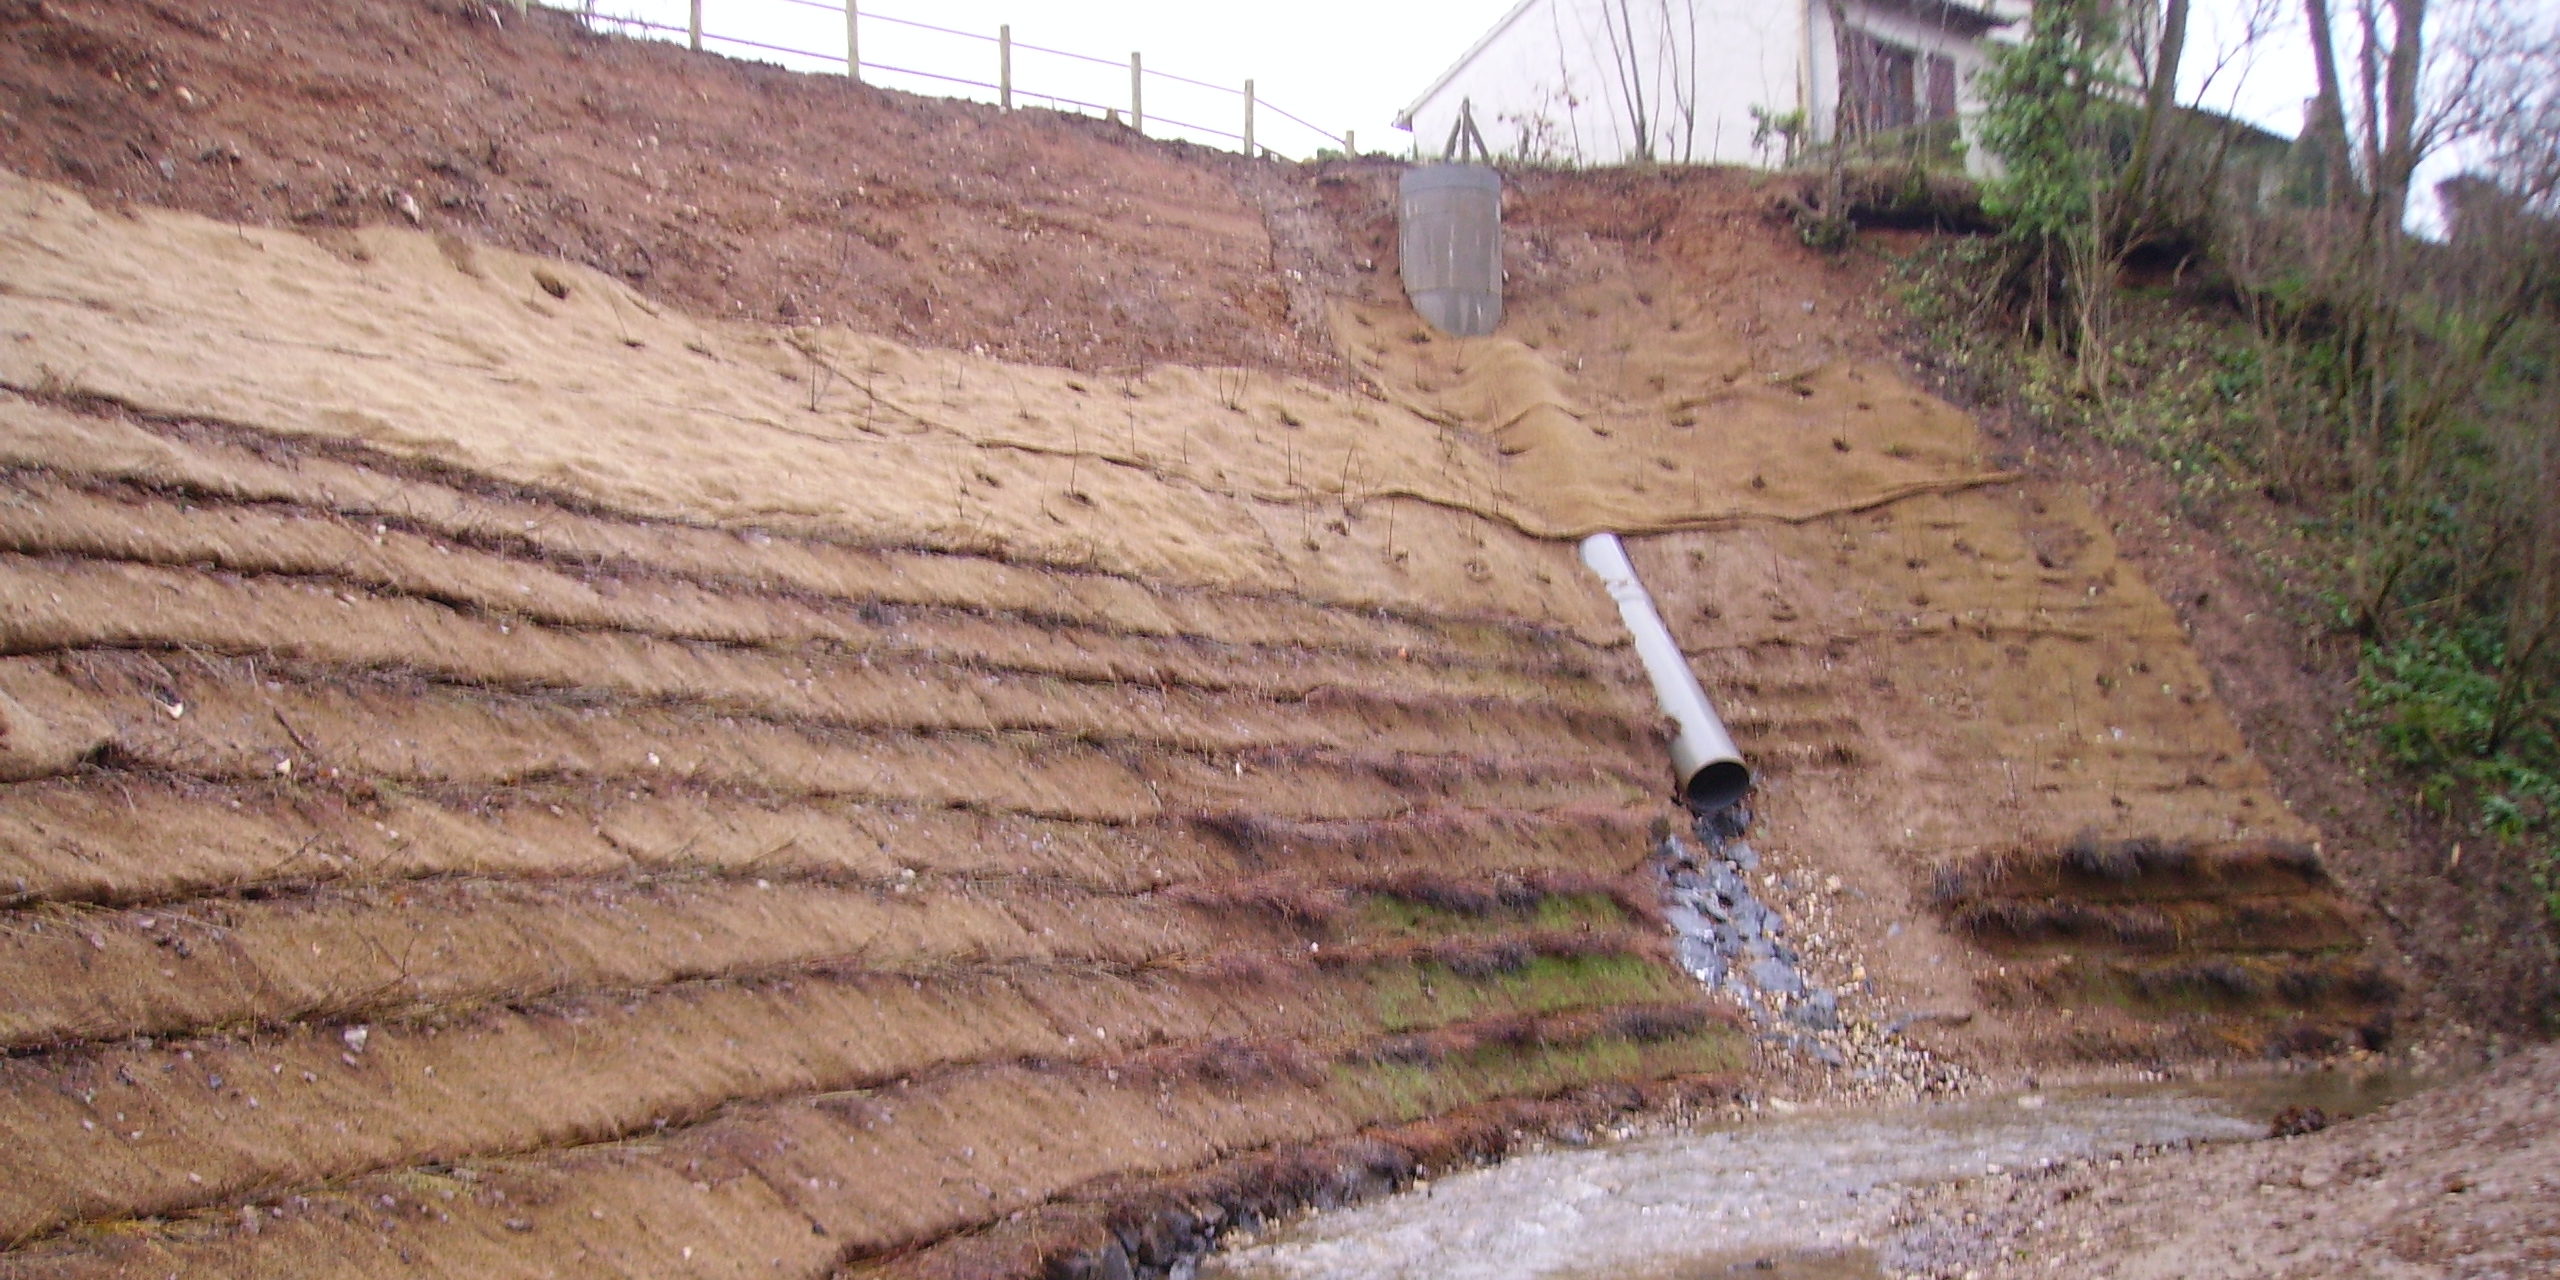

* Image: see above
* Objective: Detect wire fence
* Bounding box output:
[538,0,1352,160]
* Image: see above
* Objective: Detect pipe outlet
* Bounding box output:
[1579,532,1752,811]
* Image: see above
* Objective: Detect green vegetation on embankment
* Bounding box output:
[1840,0,2560,942]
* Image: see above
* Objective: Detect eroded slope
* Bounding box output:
[0,170,1788,1278]
[0,103,2397,1280]
[1310,166,2393,1067]
[0,0,1316,373]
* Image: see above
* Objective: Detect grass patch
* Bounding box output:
[1348,890,1629,944]
[1328,1028,1743,1124]
[1362,953,1686,1033]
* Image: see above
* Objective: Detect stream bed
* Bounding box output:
[1200,1071,2427,1280]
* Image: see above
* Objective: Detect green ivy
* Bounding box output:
[2357,625,2560,924]
[1975,0,2120,244]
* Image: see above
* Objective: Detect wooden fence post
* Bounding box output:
[1243,79,1255,156]
[1345,129,1355,156]
[999,25,1012,110]
[846,1,860,82]
[687,0,702,51]
[1130,53,1143,134]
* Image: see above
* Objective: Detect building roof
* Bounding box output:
[1858,0,2012,37]
[1393,0,1548,130]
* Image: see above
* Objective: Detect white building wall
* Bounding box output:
[1399,0,1812,168]
[1403,0,2017,173]
[1805,5,1990,143]
[1807,1,2005,175]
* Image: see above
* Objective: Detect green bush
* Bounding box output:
[2358,626,2560,923]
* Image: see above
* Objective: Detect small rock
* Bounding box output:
[1750,957,1806,996]
[2269,1105,2330,1138]
[1787,989,1840,1031]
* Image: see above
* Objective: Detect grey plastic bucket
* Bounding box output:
[1399,165,1502,337]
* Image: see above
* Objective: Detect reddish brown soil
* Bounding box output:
[0,0,1321,374]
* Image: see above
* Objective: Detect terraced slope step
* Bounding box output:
[1932,837,2396,1059]
[0,393,1733,1279]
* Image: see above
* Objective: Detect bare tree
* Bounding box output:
[2358,0,2430,232]
[2299,0,2359,203]
[1597,0,1657,160]
[2113,0,2191,240]
[2230,0,2560,645]
[1592,0,1706,163]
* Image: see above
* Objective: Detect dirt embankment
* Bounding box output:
[0,0,1321,374]
[0,1,2474,1276]
[0,367,1725,1276]
[0,159,1771,1280]
[1919,348,2560,1038]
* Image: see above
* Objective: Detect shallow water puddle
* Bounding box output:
[1202,1072,2429,1280]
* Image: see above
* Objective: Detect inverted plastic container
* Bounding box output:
[1398,164,1503,337]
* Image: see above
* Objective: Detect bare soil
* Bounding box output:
[0,0,1321,374]
[1888,274,2560,1038]
[1901,1042,2560,1279]
[0,1,2541,1276]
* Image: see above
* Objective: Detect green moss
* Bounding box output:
[1345,891,1629,944]
[1362,953,1686,1032]
[1326,1029,1745,1123]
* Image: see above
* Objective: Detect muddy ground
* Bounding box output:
[1896,1042,2560,1279]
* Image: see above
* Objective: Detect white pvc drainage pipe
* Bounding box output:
[1579,532,1752,812]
